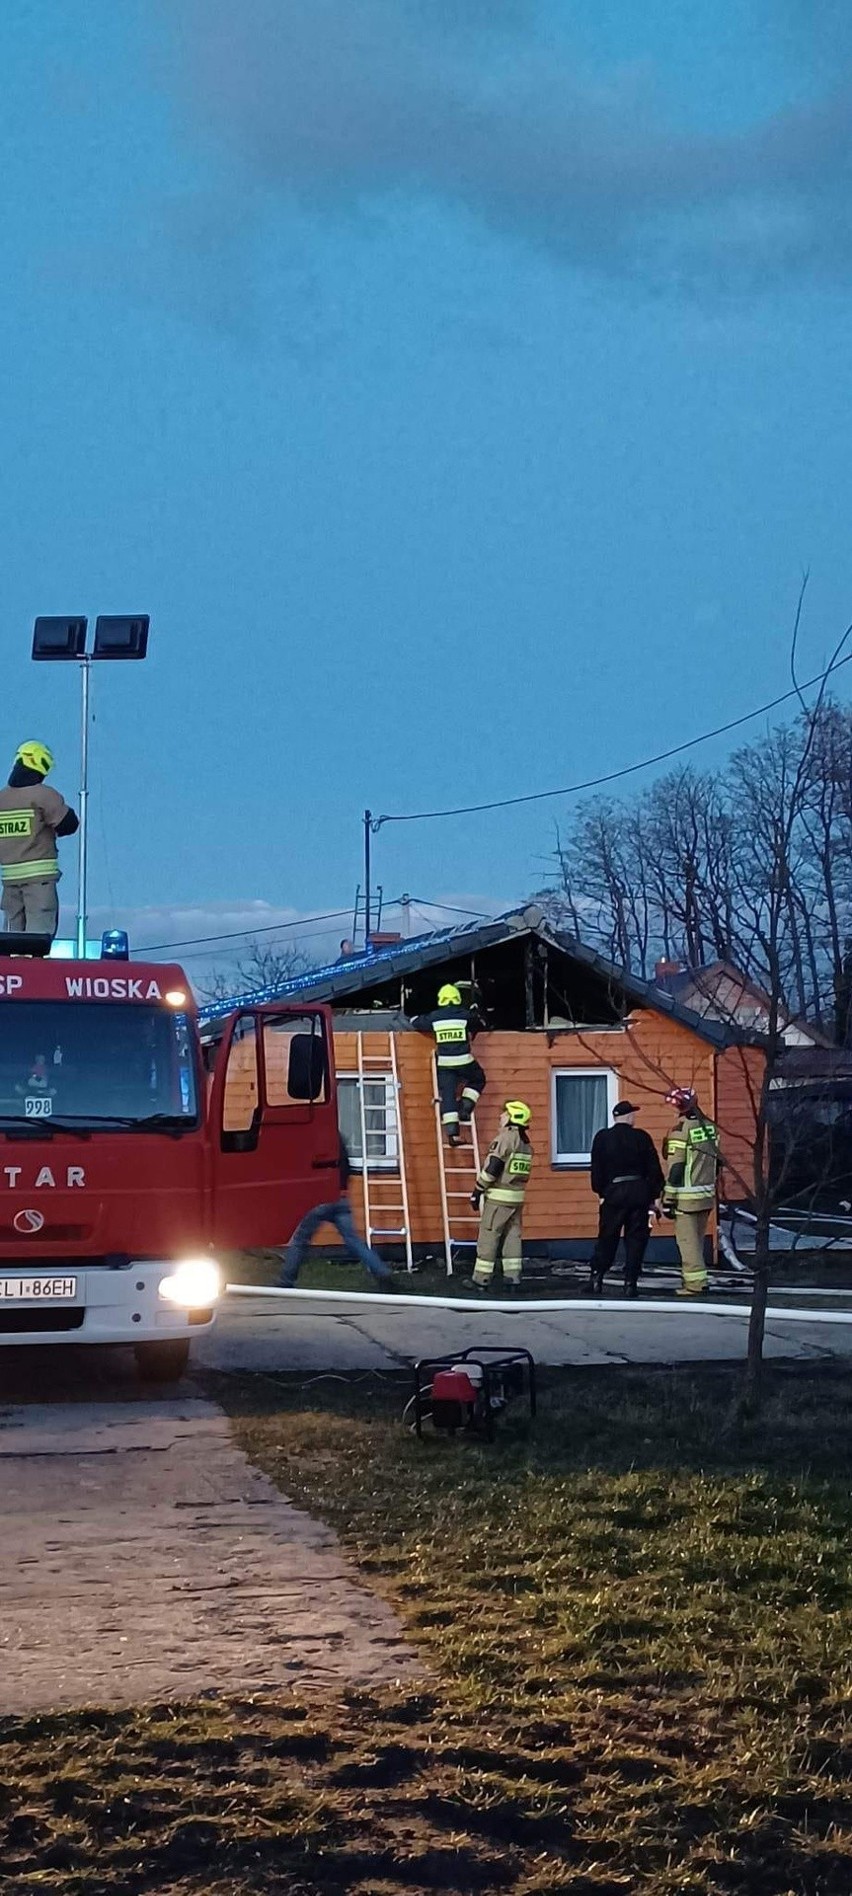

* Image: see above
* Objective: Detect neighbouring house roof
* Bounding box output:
[654,959,830,1047]
[199,904,762,1050]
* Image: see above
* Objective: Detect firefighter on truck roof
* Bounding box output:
[0,743,78,939]
[470,1100,533,1292]
[411,982,487,1146]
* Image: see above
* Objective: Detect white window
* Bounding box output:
[552,1067,618,1165]
[337,1074,399,1169]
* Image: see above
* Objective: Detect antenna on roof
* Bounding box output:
[363,809,372,942]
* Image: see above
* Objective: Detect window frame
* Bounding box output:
[337,1072,399,1171]
[551,1065,618,1167]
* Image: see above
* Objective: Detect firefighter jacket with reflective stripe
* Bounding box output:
[0,783,71,885]
[476,1125,533,1205]
[662,1114,720,1211]
[413,1004,481,1067]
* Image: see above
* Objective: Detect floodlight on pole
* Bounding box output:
[92,616,150,661]
[31,615,150,957]
[31,618,88,662]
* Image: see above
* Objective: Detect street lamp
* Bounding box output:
[32,615,150,957]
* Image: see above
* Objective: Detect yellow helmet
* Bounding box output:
[16,741,54,777]
[438,983,462,1008]
[505,1099,532,1128]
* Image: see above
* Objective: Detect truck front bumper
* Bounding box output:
[0,1260,219,1347]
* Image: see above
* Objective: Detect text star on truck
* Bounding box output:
[0,934,338,1381]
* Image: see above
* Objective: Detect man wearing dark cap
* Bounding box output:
[589,1100,665,1298]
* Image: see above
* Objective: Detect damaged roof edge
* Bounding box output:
[197,905,764,1050]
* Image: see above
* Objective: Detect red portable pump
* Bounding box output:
[413,1347,536,1441]
[431,1363,483,1431]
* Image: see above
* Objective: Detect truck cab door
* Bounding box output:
[206,1004,338,1250]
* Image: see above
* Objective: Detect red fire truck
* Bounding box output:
[0,938,338,1380]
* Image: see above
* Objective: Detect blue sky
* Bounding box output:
[1,1,851,978]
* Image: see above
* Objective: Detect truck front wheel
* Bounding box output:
[134,1339,191,1383]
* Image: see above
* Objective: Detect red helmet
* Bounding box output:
[666,1086,697,1112]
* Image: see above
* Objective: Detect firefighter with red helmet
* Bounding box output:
[662,1087,720,1295]
[470,1100,533,1292]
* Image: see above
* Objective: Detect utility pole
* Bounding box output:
[76,656,92,957]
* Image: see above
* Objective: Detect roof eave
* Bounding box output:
[197,902,765,1050]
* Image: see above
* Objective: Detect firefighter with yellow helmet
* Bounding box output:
[471,1100,533,1291]
[0,743,78,938]
[412,982,487,1145]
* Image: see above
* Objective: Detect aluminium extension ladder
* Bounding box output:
[432,1053,482,1276]
[356,1031,413,1272]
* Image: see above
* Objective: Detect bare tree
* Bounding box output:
[539,604,852,1411]
[202,939,309,1003]
[540,701,852,1043]
[565,946,844,1415]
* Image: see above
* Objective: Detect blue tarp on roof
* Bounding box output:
[198,913,505,1023]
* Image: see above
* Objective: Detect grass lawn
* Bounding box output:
[223,1248,509,1297]
[3,1365,852,1892]
[223,1251,642,1300]
[223,1248,852,1296]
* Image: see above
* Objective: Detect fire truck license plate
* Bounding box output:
[0,1276,78,1302]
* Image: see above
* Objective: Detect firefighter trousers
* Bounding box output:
[592,1180,652,1287]
[437,1059,485,1135]
[674,1209,710,1292]
[473,1198,523,1286]
[2,877,59,938]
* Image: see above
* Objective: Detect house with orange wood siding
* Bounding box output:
[200,907,765,1268]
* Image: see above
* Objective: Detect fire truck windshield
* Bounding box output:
[0,1003,199,1130]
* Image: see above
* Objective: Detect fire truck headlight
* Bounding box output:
[158,1259,221,1308]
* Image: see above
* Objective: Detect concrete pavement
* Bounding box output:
[0,1391,415,1714]
[200,1287,852,1374]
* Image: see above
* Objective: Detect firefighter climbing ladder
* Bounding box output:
[432,1054,482,1276]
[356,1031,413,1272]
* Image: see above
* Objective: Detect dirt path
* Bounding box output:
[0,1396,415,1714]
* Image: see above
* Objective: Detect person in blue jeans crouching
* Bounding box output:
[279,1135,394,1287]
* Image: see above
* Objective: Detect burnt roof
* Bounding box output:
[199,904,760,1049]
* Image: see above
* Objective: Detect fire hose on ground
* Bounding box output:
[226,1283,852,1325]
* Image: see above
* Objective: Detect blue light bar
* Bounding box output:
[101,929,129,961]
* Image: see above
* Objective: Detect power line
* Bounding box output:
[409,896,493,920]
[141,904,362,956]
[151,920,359,966]
[140,894,490,959]
[409,902,439,933]
[373,650,852,827]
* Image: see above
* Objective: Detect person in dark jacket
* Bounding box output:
[411,983,486,1145]
[589,1101,664,1298]
[279,1135,394,1286]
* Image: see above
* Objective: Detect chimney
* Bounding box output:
[655,958,683,985]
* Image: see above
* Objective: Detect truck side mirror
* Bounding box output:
[287,1031,327,1102]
